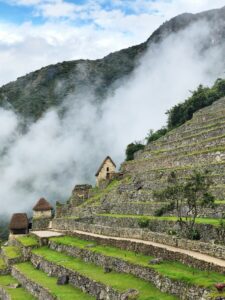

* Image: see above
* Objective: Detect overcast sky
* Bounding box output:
[0,0,224,85]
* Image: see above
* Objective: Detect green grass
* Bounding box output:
[15,262,94,300]
[79,179,121,208]
[0,275,36,299]
[33,247,177,300]
[16,235,39,247]
[50,236,225,290]
[2,246,21,259]
[215,200,225,204]
[97,213,223,227]
[0,258,6,270]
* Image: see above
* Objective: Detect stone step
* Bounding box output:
[12,262,94,300]
[145,124,225,153]
[142,136,225,160]
[31,247,178,300]
[98,199,225,219]
[123,152,225,176]
[0,274,36,299]
[47,235,225,299]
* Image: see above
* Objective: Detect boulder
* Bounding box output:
[57,275,69,285]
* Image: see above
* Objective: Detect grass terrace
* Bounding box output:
[16,235,39,247]
[0,275,36,299]
[2,246,21,259]
[0,258,6,270]
[77,178,121,208]
[97,214,223,227]
[32,247,177,300]
[50,235,225,290]
[15,262,94,300]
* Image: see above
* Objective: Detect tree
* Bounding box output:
[125,142,145,161]
[154,170,214,239]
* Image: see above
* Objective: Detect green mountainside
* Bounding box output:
[0,6,225,120]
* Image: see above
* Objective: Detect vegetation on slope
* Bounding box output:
[126,78,225,160]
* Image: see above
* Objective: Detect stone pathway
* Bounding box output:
[51,229,225,268]
[32,230,63,238]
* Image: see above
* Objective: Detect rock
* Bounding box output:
[8,283,21,289]
[57,275,69,285]
[104,266,112,273]
[121,289,139,299]
[149,258,164,265]
[35,263,40,270]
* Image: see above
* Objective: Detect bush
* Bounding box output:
[187,229,201,241]
[146,128,168,144]
[138,217,149,228]
[125,142,145,161]
[154,202,175,217]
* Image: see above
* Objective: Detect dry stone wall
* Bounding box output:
[48,240,213,300]
[52,219,225,261]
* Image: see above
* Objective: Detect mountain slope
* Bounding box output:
[0,6,225,120]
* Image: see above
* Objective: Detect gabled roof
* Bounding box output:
[9,213,29,230]
[95,156,116,176]
[33,198,53,211]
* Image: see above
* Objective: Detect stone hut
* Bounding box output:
[32,198,53,230]
[33,198,53,219]
[9,213,29,235]
[95,156,116,187]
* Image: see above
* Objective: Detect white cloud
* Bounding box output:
[0,0,225,85]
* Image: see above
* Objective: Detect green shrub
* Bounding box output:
[146,128,168,144]
[138,217,149,228]
[154,202,175,217]
[125,142,145,161]
[187,229,201,241]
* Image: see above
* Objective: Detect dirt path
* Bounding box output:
[51,228,225,268]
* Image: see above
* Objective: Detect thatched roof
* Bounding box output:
[95,156,116,176]
[9,213,29,230]
[33,198,53,211]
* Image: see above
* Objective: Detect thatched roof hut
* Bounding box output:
[9,213,29,234]
[33,198,52,212]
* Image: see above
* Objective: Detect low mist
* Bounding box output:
[0,19,225,216]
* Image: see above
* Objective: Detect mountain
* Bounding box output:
[0,6,225,121]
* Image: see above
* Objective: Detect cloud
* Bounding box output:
[0,1,225,86]
[0,18,224,216]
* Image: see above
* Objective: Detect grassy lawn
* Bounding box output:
[0,258,6,270]
[33,247,177,300]
[15,262,94,300]
[98,213,223,227]
[2,246,21,259]
[79,179,121,208]
[0,275,36,299]
[16,235,39,247]
[50,236,225,290]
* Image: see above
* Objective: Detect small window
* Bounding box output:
[106,167,109,172]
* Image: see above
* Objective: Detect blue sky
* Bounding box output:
[0,0,225,85]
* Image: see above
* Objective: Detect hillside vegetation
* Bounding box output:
[126,78,225,160]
